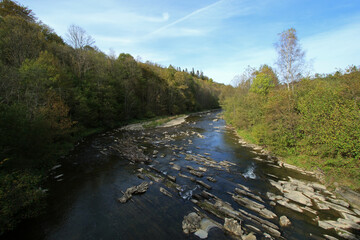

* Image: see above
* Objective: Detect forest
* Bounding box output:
[221,64,360,192]
[0,0,222,233]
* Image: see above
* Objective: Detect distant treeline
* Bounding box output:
[0,0,222,233]
[221,65,360,190]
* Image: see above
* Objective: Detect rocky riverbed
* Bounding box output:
[4,110,360,240]
[109,111,360,239]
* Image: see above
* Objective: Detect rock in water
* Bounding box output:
[224,218,243,236]
[118,182,149,203]
[182,212,201,234]
[243,232,257,240]
[279,216,291,227]
[160,187,173,198]
[194,229,208,239]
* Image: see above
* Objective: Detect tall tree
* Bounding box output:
[275,28,305,91]
[66,25,95,79]
[66,24,94,50]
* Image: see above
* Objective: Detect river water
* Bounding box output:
[3,111,360,240]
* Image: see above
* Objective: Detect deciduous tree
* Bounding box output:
[275,28,305,91]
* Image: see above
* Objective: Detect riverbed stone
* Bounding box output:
[182,212,201,234]
[277,199,303,213]
[189,170,204,178]
[323,235,339,240]
[337,218,360,230]
[262,224,281,237]
[335,187,360,210]
[325,201,355,215]
[196,180,212,190]
[238,209,279,231]
[269,180,284,192]
[172,164,181,171]
[224,218,243,236]
[279,216,291,227]
[318,220,334,230]
[160,187,173,198]
[194,218,219,239]
[303,191,326,202]
[206,177,217,182]
[194,229,207,239]
[353,208,360,216]
[233,195,265,209]
[301,206,318,215]
[284,190,312,206]
[326,197,350,208]
[245,224,261,233]
[243,232,257,240]
[335,228,358,240]
[314,200,330,210]
[341,212,360,223]
[118,182,149,203]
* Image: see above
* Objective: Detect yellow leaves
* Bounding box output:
[38,91,73,132]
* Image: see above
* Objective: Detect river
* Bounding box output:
[4,110,360,240]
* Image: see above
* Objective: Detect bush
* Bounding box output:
[0,171,45,234]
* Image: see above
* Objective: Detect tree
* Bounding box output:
[250,65,278,95]
[0,15,44,66]
[66,24,94,50]
[250,73,275,95]
[275,28,305,91]
[0,0,36,22]
[66,25,95,79]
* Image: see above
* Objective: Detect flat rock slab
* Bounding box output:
[284,190,312,206]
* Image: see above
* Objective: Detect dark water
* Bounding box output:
[3,111,358,240]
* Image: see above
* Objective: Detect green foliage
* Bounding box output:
[250,73,275,95]
[0,1,223,233]
[296,78,360,158]
[0,171,45,234]
[222,66,360,190]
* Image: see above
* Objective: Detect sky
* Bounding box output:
[19,0,360,84]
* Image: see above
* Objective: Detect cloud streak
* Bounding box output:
[146,0,224,37]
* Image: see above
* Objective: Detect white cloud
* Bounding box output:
[147,0,224,37]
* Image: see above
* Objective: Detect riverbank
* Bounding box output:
[229,126,360,210]
[119,114,188,130]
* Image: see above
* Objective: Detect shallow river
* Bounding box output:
[4,111,360,240]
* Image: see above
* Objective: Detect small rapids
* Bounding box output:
[242,164,256,179]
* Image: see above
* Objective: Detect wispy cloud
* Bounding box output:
[146,0,224,37]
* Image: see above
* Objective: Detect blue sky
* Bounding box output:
[19,0,360,84]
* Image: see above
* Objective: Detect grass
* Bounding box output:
[236,129,258,144]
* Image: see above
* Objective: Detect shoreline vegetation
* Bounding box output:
[220,67,360,193]
[0,1,222,234]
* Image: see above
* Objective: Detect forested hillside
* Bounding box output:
[0,0,221,233]
[221,65,360,191]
